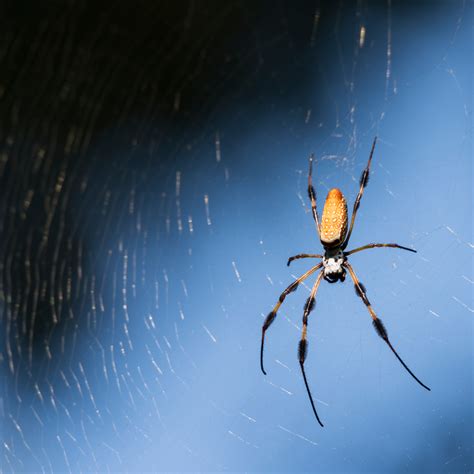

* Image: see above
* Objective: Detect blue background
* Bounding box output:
[1,1,472,472]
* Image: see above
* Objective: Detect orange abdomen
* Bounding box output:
[320,188,348,247]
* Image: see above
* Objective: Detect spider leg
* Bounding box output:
[345,243,416,256]
[342,136,377,249]
[287,253,323,266]
[308,154,321,237]
[344,261,430,391]
[298,270,325,427]
[260,262,322,375]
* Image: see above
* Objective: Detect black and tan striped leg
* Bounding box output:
[260,263,323,375]
[345,243,416,256]
[343,136,377,249]
[308,154,321,237]
[344,262,430,391]
[287,253,323,266]
[298,270,325,427]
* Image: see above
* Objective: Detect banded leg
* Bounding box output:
[345,243,416,256]
[260,262,322,375]
[308,154,321,237]
[287,253,323,267]
[344,262,430,391]
[298,270,325,427]
[342,136,377,249]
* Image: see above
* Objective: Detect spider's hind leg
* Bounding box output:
[308,154,321,237]
[342,137,377,249]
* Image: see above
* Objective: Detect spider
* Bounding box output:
[260,137,430,427]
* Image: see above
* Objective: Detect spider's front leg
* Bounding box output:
[298,270,325,427]
[344,261,430,391]
[260,263,322,375]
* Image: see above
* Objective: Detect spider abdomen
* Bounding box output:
[320,188,348,247]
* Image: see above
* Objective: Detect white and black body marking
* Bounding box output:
[322,248,346,283]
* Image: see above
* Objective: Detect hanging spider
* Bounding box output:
[260,137,430,427]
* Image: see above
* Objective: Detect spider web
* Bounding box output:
[0,1,472,472]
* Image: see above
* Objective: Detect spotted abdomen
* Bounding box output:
[320,188,348,247]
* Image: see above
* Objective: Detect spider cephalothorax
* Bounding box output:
[322,249,346,283]
[261,137,430,427]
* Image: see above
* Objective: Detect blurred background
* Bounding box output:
[0,0,472,471]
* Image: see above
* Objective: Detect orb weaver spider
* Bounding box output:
[260,137,430,427]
